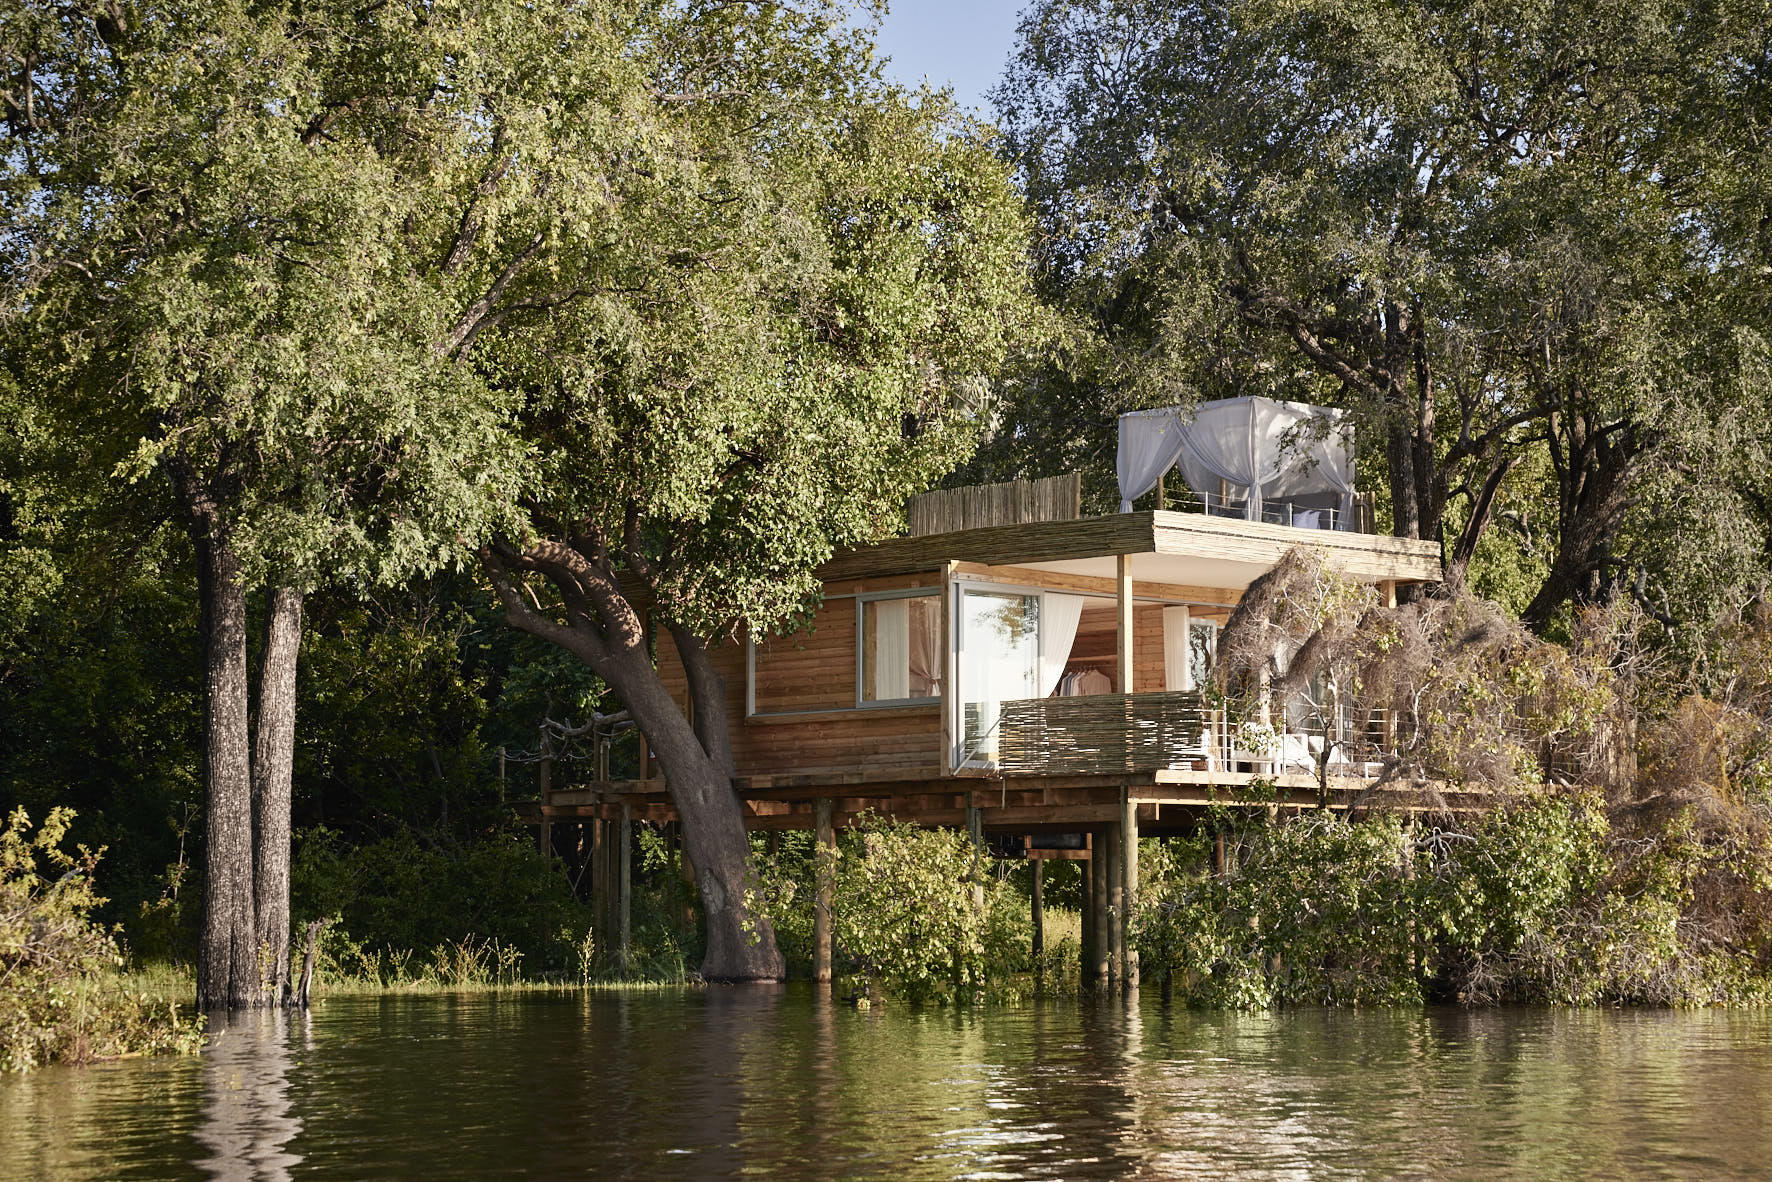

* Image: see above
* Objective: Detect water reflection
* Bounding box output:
[5,992,1772,1179]
[193,1008,302,1181]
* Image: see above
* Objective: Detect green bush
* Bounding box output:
[1137,794,1772,1008]
[0,807,202,1071]
[829,817,1028,1004]
[291,825,591,977]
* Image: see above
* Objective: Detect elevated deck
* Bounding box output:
[518,766,1486,836]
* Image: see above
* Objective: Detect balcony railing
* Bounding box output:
[993,691,1393,777]
[1193,492,1376,533]
[995,691,1212,775]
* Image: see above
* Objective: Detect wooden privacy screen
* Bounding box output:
[995,690,1211,775]
[906,474,1082,537]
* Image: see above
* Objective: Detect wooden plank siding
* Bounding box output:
[656,572,947,782]
[640,510,1437,791]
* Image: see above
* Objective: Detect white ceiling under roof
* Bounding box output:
[1022,552,1275,592]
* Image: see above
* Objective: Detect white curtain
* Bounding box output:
[1116,410,1187,512]
[1038,594,1085,697]
[872,598,910,700]
[1119,397,1358,527]
[1162,605,1191,690]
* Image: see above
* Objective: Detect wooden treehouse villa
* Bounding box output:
[522,398,1443,987]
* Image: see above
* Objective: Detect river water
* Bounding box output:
[3,988,1770,1179]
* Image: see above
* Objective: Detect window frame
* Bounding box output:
[743,587,943,719]
[853,588,943,709]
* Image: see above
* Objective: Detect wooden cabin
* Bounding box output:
[536,398,1450,835]
[526,399,1447,985]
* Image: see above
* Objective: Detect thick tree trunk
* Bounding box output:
[253,585,303,1005]
[607,646,784,982]
[194,528,259,1009]
[482,543,783,982]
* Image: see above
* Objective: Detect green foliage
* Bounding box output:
[749,818,1032,1003]
[5,0,526,585]
[290,826,589,977]
[829,818,1028,1005]
[1139,814,1423,1008]
[1140,794,1772,1009]
[990,0,1772,627]
[0,808,203,1072]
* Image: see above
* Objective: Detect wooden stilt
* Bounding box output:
[618,803,632,976]
[813,797,834,985]
[590,820,608,952]
[1091,829,1111,992]
[1030,859,1044,971]
[538,754,553,858]
[1107,822,1124,990]
[1080,840,1095,986]
[1121,789,1140,992]
[965,801,986,912]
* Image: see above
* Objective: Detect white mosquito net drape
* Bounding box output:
[1116,397,1356,526]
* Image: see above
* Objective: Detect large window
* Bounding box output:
[858,592,941,704]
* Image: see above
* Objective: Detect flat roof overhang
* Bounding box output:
[821,510,1442,590]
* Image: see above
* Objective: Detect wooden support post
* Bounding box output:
[618,804,632,977]
[538,754,553,858]
[965,801,986,912]
[1091,828,1111,992]
[1079,840,1095,986]
[497,746,506,803]
[1106,822,1124,990]
[1116,554,1134,694]
[1030,859,1044,970]
[589,820,607,949]
[1121,789,1140,992]
[813,797,835,985]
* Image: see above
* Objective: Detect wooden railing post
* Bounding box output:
[1115,555,1134,694]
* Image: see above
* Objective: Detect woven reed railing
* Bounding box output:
[995,691,1213,775]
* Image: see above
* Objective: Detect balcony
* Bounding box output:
[993,690,1391,778]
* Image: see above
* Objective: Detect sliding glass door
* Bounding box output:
[956,589,1040,768]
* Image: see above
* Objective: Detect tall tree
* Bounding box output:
[3,0,519,1005]
[472,2,1038,980]
[5,0,1035,988]
[991,0,1772,625]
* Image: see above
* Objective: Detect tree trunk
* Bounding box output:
[608,647,784,982]
[194,527,259,1009]
[253,585,303,1005]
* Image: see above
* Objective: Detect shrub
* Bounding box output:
[1137,793,1772,1009]
[290,825,591,977]
[829,817,1028,1005]
[0,807,202,1071]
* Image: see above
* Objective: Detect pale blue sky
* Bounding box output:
[872,0,1028,115]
